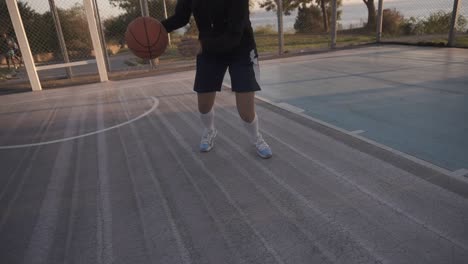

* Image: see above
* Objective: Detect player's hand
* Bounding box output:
[178,37,201,57]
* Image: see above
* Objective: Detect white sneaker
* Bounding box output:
[200,128,217,152]
[255,134,272,159]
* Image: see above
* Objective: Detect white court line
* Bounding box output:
[254,93,453,176]
[0,96,158,150]
[452,169,468,178]
[276,102,305,113]
[1,77,192,106]
[350,130,365,135]
[237,87,455,176]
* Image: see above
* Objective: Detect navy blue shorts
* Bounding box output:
[194,49,261,93]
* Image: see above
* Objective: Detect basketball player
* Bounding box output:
[1,32,20,70]
[161,0,273,158]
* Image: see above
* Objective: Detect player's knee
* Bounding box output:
[239,111,255,123]
[198,104,213,114]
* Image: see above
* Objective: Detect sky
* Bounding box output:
[251,0,369,10]
[24,0,384,16]
[21,0,433,23]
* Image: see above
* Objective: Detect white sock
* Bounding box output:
[243,114,259,144]
[200,109,215,131]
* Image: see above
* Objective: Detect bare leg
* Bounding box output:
[197,92,216,114]
[237,91,272,158]
[198,92,217,152]
[235,92,255,123]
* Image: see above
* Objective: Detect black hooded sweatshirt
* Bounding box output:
[161,0,256,55]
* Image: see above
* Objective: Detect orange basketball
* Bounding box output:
[125,17,168,59]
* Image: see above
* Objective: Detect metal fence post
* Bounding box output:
[83,0,108,82]
[376,0,384,43]
[48,0,73,78]
[140,0,149,16]
[140,0,158,68]
[330,0,337,49]
[162,0,172,47]
[276,0,284,55]
[448,0,460,47]
[93,0,111,72]
[6,0,42,91]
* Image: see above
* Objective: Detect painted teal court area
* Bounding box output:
[255,45,468,172]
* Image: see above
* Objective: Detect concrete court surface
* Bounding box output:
[253,45,468,173]
[1,71,468,264]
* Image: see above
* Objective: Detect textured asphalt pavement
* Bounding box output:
[0,71,467,264]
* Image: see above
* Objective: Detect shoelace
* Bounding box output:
[255,136,270,151]
[201,130,214,144]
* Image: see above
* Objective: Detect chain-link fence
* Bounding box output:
[95,0,144,73]
[252,1,333,55]
[96,0,184,74]
[379,0,466,47]
[1,0,98,81]
[337,0,375,47]
[1,0,466,84]
[250,8,284,55]
[456,0,468,47]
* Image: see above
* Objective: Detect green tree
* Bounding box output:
[382,8,404,35]
[30,12,58,54]
[105,0,177,44]
[315,0,342,32]
[149,0,178,20]
[29,4,94,59]
[266,0,376,31]
[260,0,341,33]
[0,1,63,55]
[0,1,42,50]
[58,5,93,59]
[259,0,313,16]
[401,11,467,35]
[317,0,328,32]
[109,0,140,14]
[294,3,322,33]
[2,1,118,61]
[108,0,177,19]
[424,11,467,34]
[293,1,341,33]
[103,13,136,43]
